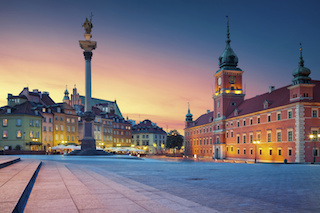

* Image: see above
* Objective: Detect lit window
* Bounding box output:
[30,131,34,138]
[67,118,70,123]
[2,119,7,127]
[3,130,8,138]
[16,130,22,138]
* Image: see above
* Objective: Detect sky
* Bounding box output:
[1,0,320,133]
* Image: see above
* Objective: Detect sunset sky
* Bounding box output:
[1,0,320,133]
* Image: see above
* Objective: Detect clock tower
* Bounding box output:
[213,17,245,119]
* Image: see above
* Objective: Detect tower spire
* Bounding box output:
[299,42,304,67]
[188,102,190,114]
[226,15,230,44]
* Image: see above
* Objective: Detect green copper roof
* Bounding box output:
[292,43,311,85]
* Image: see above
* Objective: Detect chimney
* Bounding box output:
[269,86,275,93]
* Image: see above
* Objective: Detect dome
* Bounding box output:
[292,45,311,85]
[217,17,241,71]
[219,43,239,68]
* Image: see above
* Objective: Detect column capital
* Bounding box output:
[84,51,93,60]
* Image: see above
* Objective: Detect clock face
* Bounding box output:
[218,77,221,86]
[229,76,236,84]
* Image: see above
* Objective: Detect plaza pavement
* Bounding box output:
[1,155,320,212]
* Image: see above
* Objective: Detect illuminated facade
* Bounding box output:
[132,120,167,154]
[184,20,320,163]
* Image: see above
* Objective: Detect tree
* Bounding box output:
[166,130,184,149]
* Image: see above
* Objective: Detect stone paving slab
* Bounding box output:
[25,160,220,213]
[0,159,41,213]
[0,156,20,168]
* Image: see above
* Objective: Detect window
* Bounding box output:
[243,149,246,155]
[312,109,318,118]
[269,149,272,155]
[49,127,52,132]
[60,125,64,131]
[243,120,246,126]
[226,131,229,138]
[16,119,21,126]
[49,118,52,123]
[60,135,63,140]
[314,148,319,157]
[267,132,272,142]
[231,131,233,138]
[35,131,39,138]
[44,126,47,131]
[3,130,8,138]
[67,126,70,132]
[237,135,240,144]
[35,120,39,127]
[267,114,271,122]
[55,134,59,140]
[237,121,240,127]
[16,130,22,138]
[72,136,74,141]
[288,148,292,156]
[237,148,240,154]
[288,131,293,142]
[277,131,282,142]
[257,116,260,124]
[278,149,282,156]
[67,118,70,123]
[216,137,220,143]
[249,134,253,143]
[71,119,75,124]
[55,125,59,131]
[250,118,253,125]
[288,110,292,119]
[30,119,34,126]
[2,119,7,127]
[257,132,261,141]
[277,112,281,120]
[231,147,233,152]
[210,137,212,144]
[43,117,47,122]
[250,148,253,155]
[227,147,229,152]
[60,117,63,121]
[259,148,262,155]
[72,127,75,133]
[243,135,246,143]
[30,131,34,138]
[55,116,58,121]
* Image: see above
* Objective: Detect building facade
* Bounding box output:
[184,20,320,163]
[132,119,167,154]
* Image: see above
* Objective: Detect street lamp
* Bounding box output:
[253,140,260,163]
[309,134,320,164]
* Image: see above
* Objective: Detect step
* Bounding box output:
[0,159,42,213]
[25,162,220,212]
[0,156,20,169]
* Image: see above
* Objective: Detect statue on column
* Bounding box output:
[82,18,93,34]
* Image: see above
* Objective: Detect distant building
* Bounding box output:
[184,21,320,163]
[132,120,167,154]
[64,85,123,118]
[51,103,79,146]
[0,101,42,151]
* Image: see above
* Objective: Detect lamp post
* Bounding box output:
[309,134,320,164]
[253,140,260,163]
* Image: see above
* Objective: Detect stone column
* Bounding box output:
[84,51,93,112]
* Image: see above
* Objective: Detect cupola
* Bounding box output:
[292,43,311,85]
[218,16,241,71]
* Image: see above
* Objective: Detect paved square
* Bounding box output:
[20,155,320,212]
